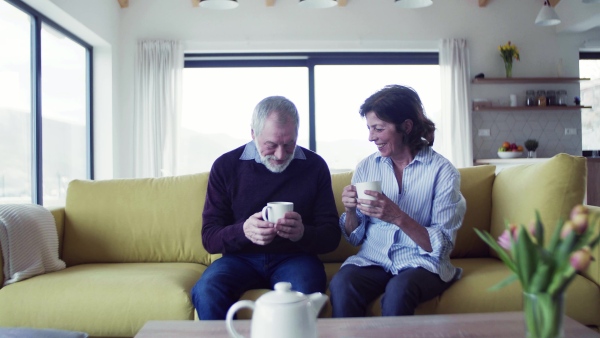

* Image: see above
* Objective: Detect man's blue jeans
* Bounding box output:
[192,253,326,320]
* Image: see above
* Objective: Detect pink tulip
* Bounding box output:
[570,204,589,220]
[561,221,574,239]
[570,213,588,235]
[497,223,518,250]
[570,248,593,272]
[498,230,512,250]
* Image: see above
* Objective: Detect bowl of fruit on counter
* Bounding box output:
[497,141,524,159]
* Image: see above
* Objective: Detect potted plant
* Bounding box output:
[525,139,539,158]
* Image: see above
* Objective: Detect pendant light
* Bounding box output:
[199,0,239,10]
[394,0,433,8]
[298,0,338,8]
[535,0,561,26]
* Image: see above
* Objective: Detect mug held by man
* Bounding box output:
[262,202,294,223]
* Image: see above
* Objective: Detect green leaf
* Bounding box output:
[554,231,576,268]
[534,210,545,248]
[489,274,519,291]
[514,226,538,290]
[474,228,517,272]
[528,260,553,293]
[547,217,564,253]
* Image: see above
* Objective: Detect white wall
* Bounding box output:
[21,0,600,177]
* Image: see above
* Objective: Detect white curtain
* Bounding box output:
[439,39,473,168]
[133,40,183,178]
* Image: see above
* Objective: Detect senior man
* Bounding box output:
[191,96,340,319]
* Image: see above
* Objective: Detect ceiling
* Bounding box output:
[116,0,562,9]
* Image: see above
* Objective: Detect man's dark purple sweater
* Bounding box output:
[201,142,341,255]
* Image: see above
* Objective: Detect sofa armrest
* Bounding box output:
[0,236,3,289]
[582,204,600,287]
[49,207,66,258]
[0,206,65,289]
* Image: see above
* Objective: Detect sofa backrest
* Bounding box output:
[489,153,587,256]
[451,165,496,258]
[61,173,213,266]
[319,171,360,263]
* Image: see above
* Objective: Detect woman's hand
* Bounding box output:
[341,185,359,212]
[357,190,405,224]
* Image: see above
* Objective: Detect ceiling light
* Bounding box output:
[582,0,600,3]
[199,0,239,10]
[535,0,560,26]
[394,0,433,8]
[298,0,338,8]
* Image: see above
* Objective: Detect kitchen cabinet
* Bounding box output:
[587,158,600,207]
[471,77,592,112]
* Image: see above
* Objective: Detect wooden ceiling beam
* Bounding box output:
[549,0,560,7]
[192,0,200,7]
[478,0,488,7]
[117,0,128,8]
[266,0,275,6]
[338,0,347,6]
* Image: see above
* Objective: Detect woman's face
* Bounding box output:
[365,111,405,158]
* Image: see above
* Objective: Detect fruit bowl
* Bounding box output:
[497,151,523,159]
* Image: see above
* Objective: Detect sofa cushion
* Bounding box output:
[0,263,205,337]
[62,173,211,266]
[451,165,496,258]
[490,154,587,252]
[319,170,360,263]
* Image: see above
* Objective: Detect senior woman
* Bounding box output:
[329,85,466,317]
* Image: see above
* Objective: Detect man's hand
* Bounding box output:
[243,212,277,245]
[273,211,304,242]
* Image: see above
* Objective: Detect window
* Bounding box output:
[0,0,93,207]
[181,53,439,174]
[580,53,600,153]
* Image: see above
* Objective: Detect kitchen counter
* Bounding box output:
[474,158,550,165]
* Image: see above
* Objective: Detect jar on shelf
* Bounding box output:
[557,90,568,106]
[546,90,556,106]
[525,90,537,106]
[537,90,547,107]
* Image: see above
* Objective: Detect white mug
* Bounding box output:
[355,181,382,205]
[262,202,293,223]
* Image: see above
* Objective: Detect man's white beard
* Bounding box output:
[256,142,295,173]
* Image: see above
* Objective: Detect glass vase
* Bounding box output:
[527,150,537,158]
[504,60,513,78]
[523,292,564,338]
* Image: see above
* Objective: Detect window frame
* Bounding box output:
[4,0,94,205]
[184,52,438,152]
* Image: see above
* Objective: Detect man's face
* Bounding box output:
[252,112,297,173]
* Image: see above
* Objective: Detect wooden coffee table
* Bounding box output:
[135,311,599,337]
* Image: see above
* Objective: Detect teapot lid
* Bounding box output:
[258,282,307,304]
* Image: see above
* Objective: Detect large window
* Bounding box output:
[0,0,93,207]
[181,53,439,174]
[580,53,600,153]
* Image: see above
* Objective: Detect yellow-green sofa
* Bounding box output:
[0,153,598,337]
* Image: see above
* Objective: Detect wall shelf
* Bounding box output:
[473,105,591,112]
[472,77,590,84]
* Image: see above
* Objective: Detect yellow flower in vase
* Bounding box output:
[499,41,520,78]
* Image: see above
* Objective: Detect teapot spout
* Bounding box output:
[308,292,328,318]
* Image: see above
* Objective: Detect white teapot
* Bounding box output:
[225,282,328,338]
